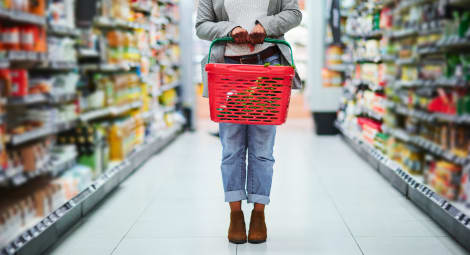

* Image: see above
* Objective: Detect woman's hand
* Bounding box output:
[249,23,266,44]
[231,27,250,44]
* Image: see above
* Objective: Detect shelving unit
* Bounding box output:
[0,0,185,252]
[0,124,182,255]
[336,0,470,252]
[336,122,470,252]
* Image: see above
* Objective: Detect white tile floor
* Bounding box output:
[46,119,469,255]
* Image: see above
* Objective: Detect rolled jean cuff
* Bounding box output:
[225,190,247,203]
[247,194,270,205]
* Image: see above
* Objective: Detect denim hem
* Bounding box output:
[225,190,248,203]
[247,194,270,205]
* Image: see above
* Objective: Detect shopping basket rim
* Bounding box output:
[205,63,296,76]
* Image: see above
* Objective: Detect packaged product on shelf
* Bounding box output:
[47,36,77,63]
[0,179,66,247]
[402,144,424,175]
[48,0,75,27]
[427,160,462,200]
[459,165,470,205]
[322,69,342,87]
[109,116,144,161]
[58,124,108,177]
[55,165,93,200]
[9,69,28,97]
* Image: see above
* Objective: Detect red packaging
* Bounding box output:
[2,27,21,50]
[34,27,46,52]
[20,26,35,51]
[9,70,28,97]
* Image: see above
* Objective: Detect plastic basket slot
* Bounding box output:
[272,78,284,80]
[264,114,275,116]
[219,111,231,114]
[241,115,254,118]
[233,106,245,108]
[271,91,282,94]
[242,109,254,112]
[257,90,269,93]
[264,81,277,83]
[257,117,268,119]
[251,113,261,116]
[221,78,230,81]
[271,110,280,113]
[228,115,238,118]
[233,112,246,115]
[249,106,261,109]
[257,77,270,80]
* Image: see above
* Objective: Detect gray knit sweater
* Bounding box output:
[224,0,272,56]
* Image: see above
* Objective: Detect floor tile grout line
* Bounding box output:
[109,195,161,254]
[311,164,365,255]
[109,172,171,254]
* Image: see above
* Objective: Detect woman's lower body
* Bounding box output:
[220,123,276,205]
[220,49,280,244]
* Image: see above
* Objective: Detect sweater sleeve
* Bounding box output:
[256,0,302,37]
[195,0,240,41]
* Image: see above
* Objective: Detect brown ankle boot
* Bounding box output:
[248,210,267,243]
[228,211,247,244]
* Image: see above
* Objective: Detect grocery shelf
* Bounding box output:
[388,101,470,125]
[9,119,77,146]
[387,28,418,39]
[394,77,469,88]
[395,0,435,14]
[162,105,176,113]
[383,125,469,165]
[81,63,140,72]
[336,122,470,252]
[0,124,183,255]
[7,51,46,62]
[160,81,181,92]
[7,93,77,105]
[396,57,418,66]
[346,30,383,39]
[47,25,80,37]
[0,7,46,26]
[354,57,382,64]
[36,61,79,71]
[77,48,100,58]
[94,16,150,31]
[0,59,9,68]
[326,64,351,72]
[79,101,142,122]
[357,106,384,121]
[131,2,153,14]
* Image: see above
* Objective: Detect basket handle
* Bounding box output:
[207,37,295,66]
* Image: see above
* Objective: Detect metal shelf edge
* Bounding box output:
[1,125,183,255]
[336,122,470,252]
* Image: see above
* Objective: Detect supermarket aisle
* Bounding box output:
[46,119,469,255]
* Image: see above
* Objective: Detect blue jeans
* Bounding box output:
[220,51,280,205]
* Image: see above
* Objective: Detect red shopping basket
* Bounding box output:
[205,37,296,125]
